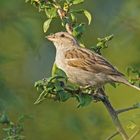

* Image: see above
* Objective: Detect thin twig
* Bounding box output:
[52,1,74,34]
[106,131,119,140]
[34,90,47,104]
[117,106,139,115]
[57,8,73,34]
[129,129,140,140]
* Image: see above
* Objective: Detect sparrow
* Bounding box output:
[47,32,140,91]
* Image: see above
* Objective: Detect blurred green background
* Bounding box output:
[0,0,140,139]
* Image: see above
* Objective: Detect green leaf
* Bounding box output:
[57,91,71,102]
[47,75,65,83]
[31,0,40,5]
[25,0,30,3]
[110,83,117,88]
[63,2,69,12]
[72,23,85,38]
[51,63,57,76]
[52,64,67,78]
[133,103,140,108]
[0,114,10,124]
[70,13,76,22]
[83,10,92,25]
[72,0,84,5]
[94,34,114,54]
[70,9,92,25]
[43,19,52,33]
[45,7,57,18]
[127,121,137,130]
[79,43,85,48]
[76,94,92,107]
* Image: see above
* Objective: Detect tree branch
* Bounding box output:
[105,131,119,140]
[57,8,73,34]
[95,89,129,140]
[117,106,139,115]
[129,129,140,140]
[34,77,140,140]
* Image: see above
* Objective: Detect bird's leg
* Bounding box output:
[79,85,96,95]
[92,87,107,102]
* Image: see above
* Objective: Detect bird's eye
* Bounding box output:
[60,34,65,37]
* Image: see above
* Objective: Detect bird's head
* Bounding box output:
[46,32,78,48]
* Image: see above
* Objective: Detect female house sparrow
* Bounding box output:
[47,32,140,91]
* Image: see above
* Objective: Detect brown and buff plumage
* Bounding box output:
[47,32,140,91]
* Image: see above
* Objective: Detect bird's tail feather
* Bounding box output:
[110,75,140,91]
[123,81,140,91]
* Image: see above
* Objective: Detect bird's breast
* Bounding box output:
[55,50,67,72]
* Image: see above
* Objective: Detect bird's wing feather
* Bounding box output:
[65,48,124,76]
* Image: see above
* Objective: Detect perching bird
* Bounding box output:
[47,32,140,91]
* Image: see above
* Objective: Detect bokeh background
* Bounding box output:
[0,0,140,139]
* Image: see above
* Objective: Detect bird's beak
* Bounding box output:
[46,34,56,42]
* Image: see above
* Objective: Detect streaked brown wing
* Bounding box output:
[65,48,124,76]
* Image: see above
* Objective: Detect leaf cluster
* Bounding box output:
[26,0,92,39]
[127,67,140,87]
[0,113,31,140]
[34,67,94,107]
[91,34,114,54]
